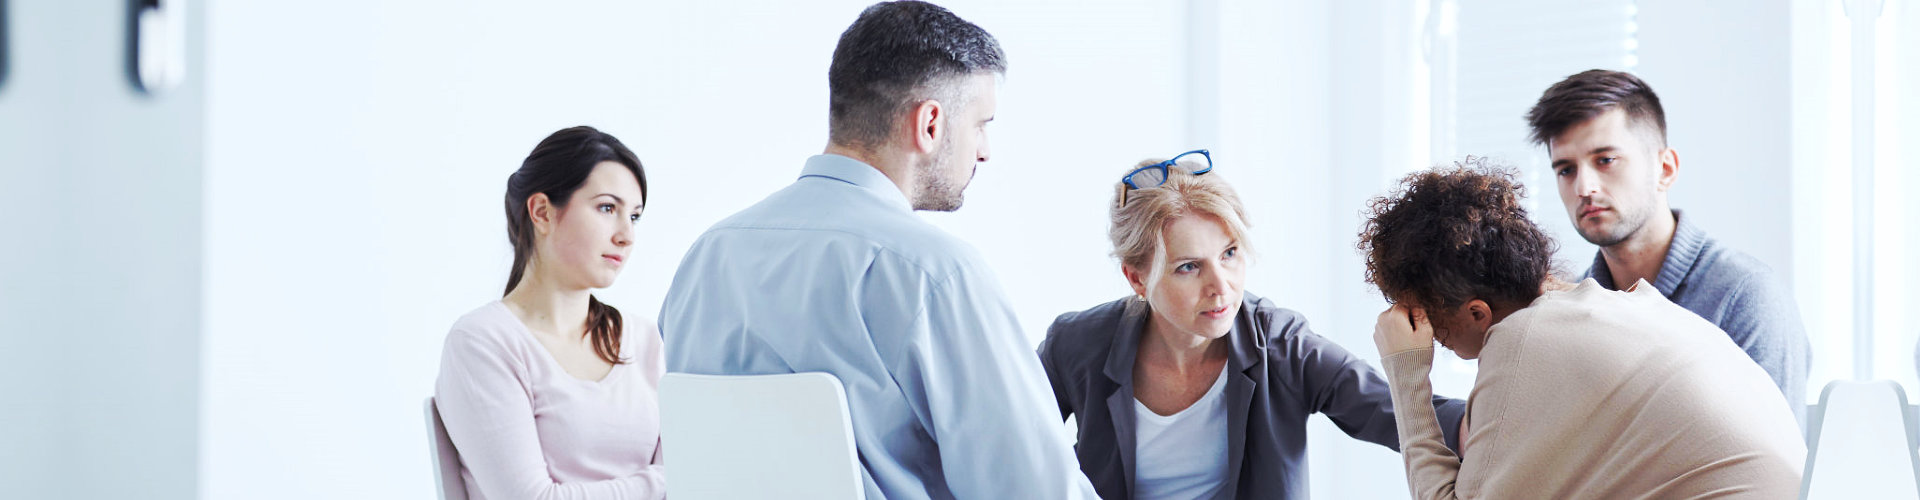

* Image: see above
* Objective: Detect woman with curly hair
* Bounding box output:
[1359,158,1804,499]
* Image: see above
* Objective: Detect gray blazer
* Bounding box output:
[1038,292,1465,500]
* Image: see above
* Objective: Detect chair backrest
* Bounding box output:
[424,397,470,500]
[1801,380,1920,499]
[660,372,865,500]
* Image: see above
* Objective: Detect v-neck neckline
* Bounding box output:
[1134,360,1230,420]
[492,301,623,385]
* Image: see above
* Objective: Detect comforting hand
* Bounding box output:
[1373,304,1436,358]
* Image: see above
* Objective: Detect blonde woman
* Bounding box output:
[1038,150,1463,500]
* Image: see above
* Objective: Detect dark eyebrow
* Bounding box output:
[594,193,625,206]
[1550,146,1620,168]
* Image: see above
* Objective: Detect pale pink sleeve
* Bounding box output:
[435,325,667,500]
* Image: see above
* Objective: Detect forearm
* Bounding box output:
[439,345,668,500]
[440,393,669,500]
[520,467,666,500]
[1382,349,1462,500]
[1432,396,1467,455]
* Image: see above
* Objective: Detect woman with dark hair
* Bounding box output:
[435,126,665,499]
[1361,159,1803,498]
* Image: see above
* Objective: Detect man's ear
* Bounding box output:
[910,99,944,154]
[528,192,556,236]
[1656,147,1680,192]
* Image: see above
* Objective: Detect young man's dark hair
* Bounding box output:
[1525,69,1666,148]
[1359,157,1558,313]
[827,0,1006,151]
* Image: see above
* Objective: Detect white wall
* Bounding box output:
[1640,0,1795,281]
[1880,0,1920,390]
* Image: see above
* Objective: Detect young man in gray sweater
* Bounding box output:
[1526,70,1811,424]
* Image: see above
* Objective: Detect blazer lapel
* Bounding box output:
[1102,298,1150,498]
[1217,294,1264,499]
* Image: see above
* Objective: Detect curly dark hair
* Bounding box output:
[1358,157,1559,311]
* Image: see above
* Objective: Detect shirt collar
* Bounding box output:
[799,154,912,212]
[1652,209,1707,295]
[1590,209,1704,297]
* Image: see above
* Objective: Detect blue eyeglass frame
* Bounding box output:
[1122,149,1214,190]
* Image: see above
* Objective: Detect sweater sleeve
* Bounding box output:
[435,327,666,500]
[1380,349,1462,500]
[1717,273,1811,424]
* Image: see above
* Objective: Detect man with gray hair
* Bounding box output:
[659,2,1098,498]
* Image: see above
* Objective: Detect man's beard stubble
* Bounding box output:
[912,137,967,212]
[1577,195,1653,248]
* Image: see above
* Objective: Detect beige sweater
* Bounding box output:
[1382,279,1805,499]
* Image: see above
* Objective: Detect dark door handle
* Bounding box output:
[126,0,184,95]
[1,0,10,93]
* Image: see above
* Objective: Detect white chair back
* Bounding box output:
[1801,380,1920,499]
[424,397,470,500]
[660,372,866,500]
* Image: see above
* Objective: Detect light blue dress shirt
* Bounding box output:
[659,154,1099,500]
